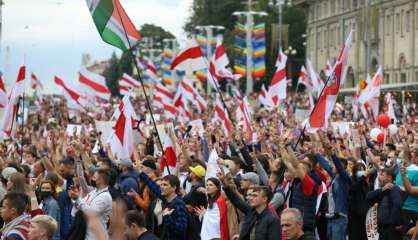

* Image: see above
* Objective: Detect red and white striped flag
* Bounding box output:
[305,31,353,132]
[109,95,136,160]
[214,98,231,136]
[297,65,313,91]
[145,61,158,79]
[120,73,141,88]
[306,58,324,97]
[79,67,111,101]
[258,84,274,108]
[54,76,88,111]
[0,74,8,108]
[160,134,177,176]
[1,66,26,136]
[171,39,207,71]
[359,66,382,121]
[207,37,235,88]
[269,49,287,106]
[154,83,174,103]
[180,78,207,113]
[236,97,253,139]
[385,92,397,123]
[325,60,332,77]
[31,72,43,91]
[173,90,191,122]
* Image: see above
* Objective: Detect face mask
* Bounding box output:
[90,180,97,188]
[40,191,52,199]
[356,171,365,178]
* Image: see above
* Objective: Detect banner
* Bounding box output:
[366,204,379,240]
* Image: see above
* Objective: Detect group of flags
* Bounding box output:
[0,0,398,173]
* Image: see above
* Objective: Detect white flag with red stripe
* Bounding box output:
[385,92,397,123]
[1,66,26,136]
[180,78,207,113]
[79,67,111,101]
[173,89,191,122]
[145,61,158,79]
[207,37,235,88]
[160,134,177,176]
[109,95,136,160]
[269,49,287,106]
[120,73,141,89]
[359,66,382,121]
[214,98,232,136]
[0,74,7,108]
[297,65,313,91]
[171,39,207,71]
[325,60,332,77]
[236,97,253,139]
[305,31,353,132]
[306,58,324,97]
[258,84,274,108]
[31,72,43,91]
[54,76,89,111]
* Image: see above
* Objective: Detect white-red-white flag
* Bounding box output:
[180,78,207,113]
[79,67,111,101]
[0,74,8,108]
[236,97,253,140]
[306,58,324,97]
[171,39,207,71]
[173,89,191,122]
[258,84,274,108]
[54,76,88,111]
[109,95,136,160]
[297,65,313,91]
[1,66,26,136]
[359,66,382,121]
[31,72,43,91]
[160,134,177,176]
[214,98,231,136]
[269,49,288,105]
[325,60,332,77]
[145,61,158,80]
[305,31,353,132]
[385,92,397,123]
[207,37,235,89]
[120,73,141,89]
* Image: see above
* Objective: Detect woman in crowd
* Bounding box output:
[28,215,58,240]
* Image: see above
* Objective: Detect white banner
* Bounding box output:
[366,204,379,240]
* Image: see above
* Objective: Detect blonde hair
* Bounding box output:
[31,215,58,237]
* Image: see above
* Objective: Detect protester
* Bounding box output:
[0,192,30,240]
[28,215,58,240]
[38,180,60,240]
[281,208,316,240]
[124,210,159,240]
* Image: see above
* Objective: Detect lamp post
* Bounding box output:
[195,25,225,95]
[268,0,292,49]
[233,9,267,95]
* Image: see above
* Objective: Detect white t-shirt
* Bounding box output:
[201,203,221,240]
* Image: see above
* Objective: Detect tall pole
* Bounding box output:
[365,0,372,76]
[245,12,254,96]
[278,2,282,49]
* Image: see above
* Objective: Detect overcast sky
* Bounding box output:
[0,0,192,94]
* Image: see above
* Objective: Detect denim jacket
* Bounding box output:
[315,154,352,216]
[42,196,61,240]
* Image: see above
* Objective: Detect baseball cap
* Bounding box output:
[119,158,133,167]
[241,172,260,185]
[189,165,206,178]
[142,159,157,170]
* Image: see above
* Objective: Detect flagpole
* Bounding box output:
[20,91,24,163]
[114,4,171,175]
[293,67,334,150]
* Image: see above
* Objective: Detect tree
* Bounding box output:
[103,52,120,96]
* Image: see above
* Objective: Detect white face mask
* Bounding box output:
[356,171,365,178]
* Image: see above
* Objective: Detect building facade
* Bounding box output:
[295,0,418,91]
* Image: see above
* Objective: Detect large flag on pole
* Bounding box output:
[359,66,382,121]
[305,31,353,132]
[54,76,88,111]
[1,66,26,136]
[268,49,287,105]
[86,0,142,52]
[31,72,43,91]
[109,95,136,160]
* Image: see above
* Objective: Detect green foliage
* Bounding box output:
[102,52,120,96]
[140,23,175,39]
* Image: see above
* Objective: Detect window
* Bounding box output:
[317,3,321,19]
[316,31,320,50]
[324,1,328,18]
[352,21,356,42]
[386,15,391,35]
[384,73,389,84]
[401,10,404,35]
[396,13,400,33]
[331,0,335,15]
[353,0,357,9]
[416,9,418,30]
[324,29,328,49]
[407,11,410,32]
[401,73,406,83]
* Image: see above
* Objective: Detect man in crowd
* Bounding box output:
[0,192,30,240]
[281,208,316,240]
[124,210,159,240]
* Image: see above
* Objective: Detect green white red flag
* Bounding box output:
[86,0,141,52]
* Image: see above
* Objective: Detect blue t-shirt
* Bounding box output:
[395,164,418,212]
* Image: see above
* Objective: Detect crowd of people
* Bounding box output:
[0,90,417,240]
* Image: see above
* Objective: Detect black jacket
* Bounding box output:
[366,185,403,227]
[223,185,281,240]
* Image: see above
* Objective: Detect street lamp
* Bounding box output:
[269,0,292,49]
[233,10,267,95]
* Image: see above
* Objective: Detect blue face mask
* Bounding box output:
[356,171,365,178]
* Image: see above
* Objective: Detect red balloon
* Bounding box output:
[377,114,391,128]
[376,132,385,144]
